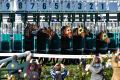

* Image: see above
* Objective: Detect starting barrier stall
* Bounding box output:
[13,22,24,52]
[107,22,119,50]
[73,22,84,53]
[85,22,96,52]
[38,22,49,52]
[50,22,61,52]
[96,22,108,52]
[62,22,73,51]
[0,22,12,52]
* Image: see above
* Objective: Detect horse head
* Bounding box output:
[61,25,72,38]
[97,31,110,44]
[73,25,89,38]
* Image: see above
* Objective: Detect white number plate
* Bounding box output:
[97,2,107,11]
[86,2,96,11]
[50,0,61,12]
[26,0,37,11]
[2,0,13,11]
[74,1,85,12]
[62,1,73,11]
[16,0,26,11]
[109,2,118,12]
[38,0,50,12]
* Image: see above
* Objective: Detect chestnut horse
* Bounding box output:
[61,25,73,64]
[61,25,72,51]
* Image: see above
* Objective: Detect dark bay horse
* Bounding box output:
[24,23,38,51]
[61,25,73,64]
[73,25,90,55]
[96,31,110,54]
[61,25,73,53]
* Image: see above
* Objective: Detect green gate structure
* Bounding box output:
[0,0,119,53]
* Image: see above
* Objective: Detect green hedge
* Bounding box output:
[0,58,113,80]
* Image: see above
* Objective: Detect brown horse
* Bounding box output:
[73,25,89,38]
[61,25,73,64]
[97,31,110,44]
[24,23,38,51]
[61,25,72,39]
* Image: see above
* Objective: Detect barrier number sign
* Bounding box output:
[17,0,26,11]
[0,0,119,13]
[26,0,38,11]
[97,2,107,11]
[73,1,85,12]
[38,0,50,12]
[2,0,13,11]
[50,0,61,12]
[109,2,118,12]
[86,2,96,11]
[62,0,74,11]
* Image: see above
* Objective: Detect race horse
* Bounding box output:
[73,25,90,55]
[73,25,90,64]
[37,27,58,64]
[37,26,57,53]
[61,25,73,64]
[61,25,73,54]
[96,31,110,54]
[24,23,38,51]
[48,27,61,64]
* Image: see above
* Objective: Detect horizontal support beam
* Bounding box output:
[0,52,109,60]
[0,51,32,64]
